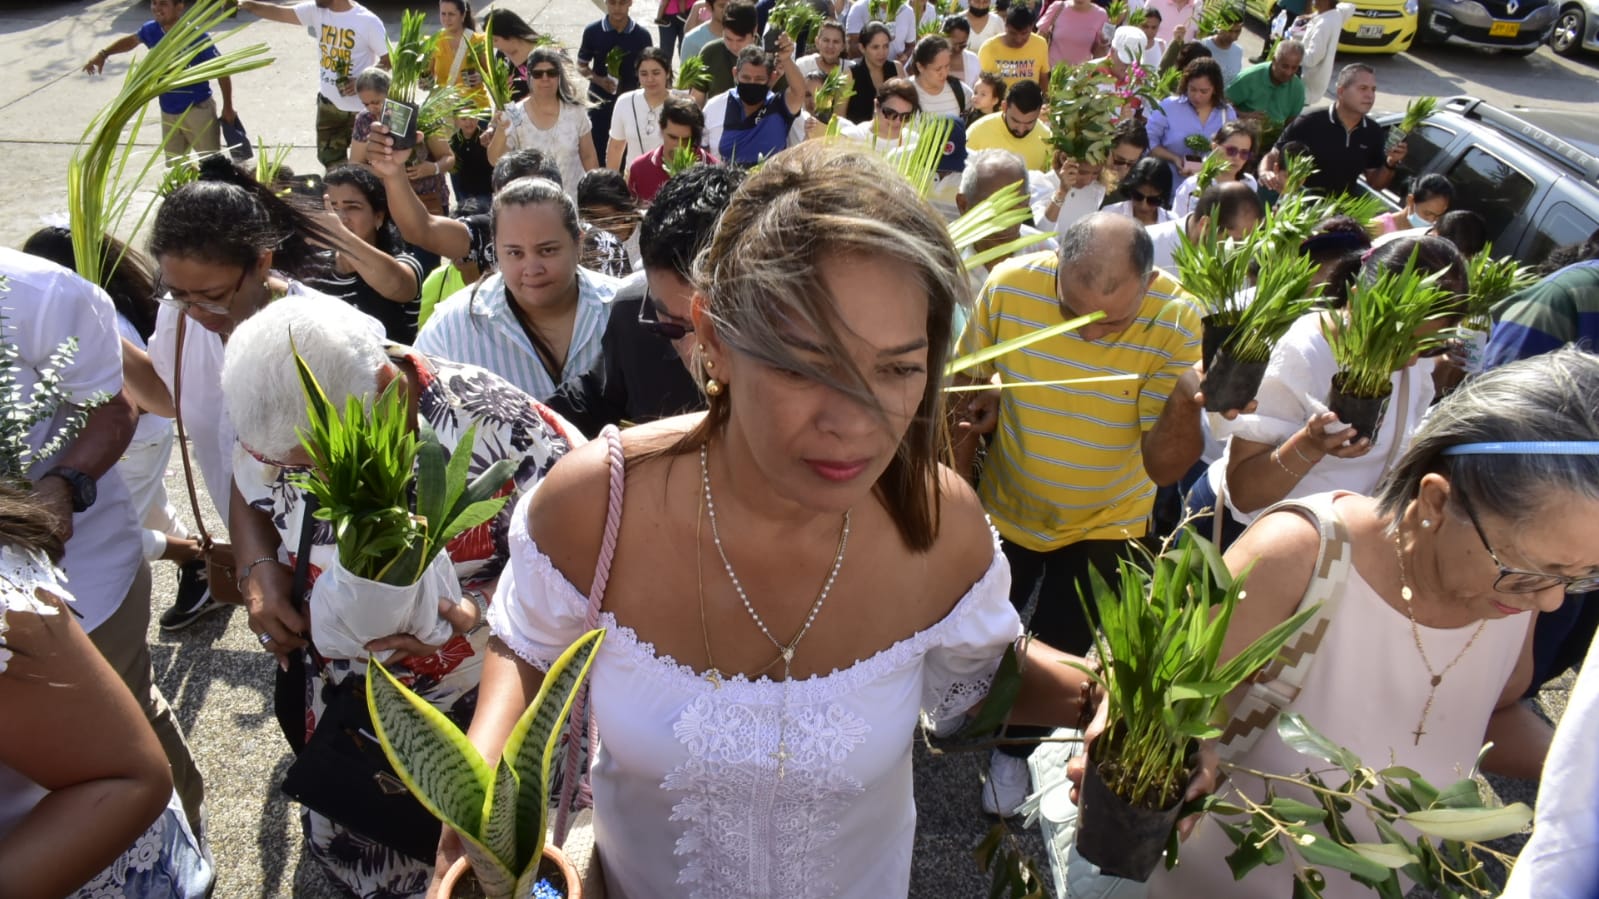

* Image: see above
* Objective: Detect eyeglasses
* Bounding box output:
[1130,191,1165,206]
[529,68,560,80]
[879,105,913,122]
[1109,154,1141,169]
[155,269,248,316]
[638,294,693,340]
[1220,145,1253,161]
[1457,489,1599,594]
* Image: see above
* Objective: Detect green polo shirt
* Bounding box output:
[1226,61,1306,127]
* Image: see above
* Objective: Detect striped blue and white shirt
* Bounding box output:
[415,268,621,401]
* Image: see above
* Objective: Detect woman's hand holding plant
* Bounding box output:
[364,592,481,662]
[1299,410,1371,459]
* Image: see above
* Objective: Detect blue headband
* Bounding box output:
[1441,442,1599,456]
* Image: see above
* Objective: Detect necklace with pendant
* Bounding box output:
[1394,520,1487,746]
[700,445,851,779]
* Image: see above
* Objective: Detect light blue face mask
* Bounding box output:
[1408,211,1431,230]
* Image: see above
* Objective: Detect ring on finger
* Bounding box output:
[258,632,274,647]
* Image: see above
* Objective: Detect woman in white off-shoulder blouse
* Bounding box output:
[458,143,1103,898]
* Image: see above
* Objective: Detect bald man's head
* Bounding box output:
[1055,213,1156,341]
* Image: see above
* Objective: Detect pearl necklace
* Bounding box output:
[699,445,851,778]
[1395,523,1487,746]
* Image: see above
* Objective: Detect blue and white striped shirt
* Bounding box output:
[415,268,621,401]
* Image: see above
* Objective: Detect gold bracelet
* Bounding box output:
[1270,449,1302,479]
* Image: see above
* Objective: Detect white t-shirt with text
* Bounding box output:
[293,1,389,113]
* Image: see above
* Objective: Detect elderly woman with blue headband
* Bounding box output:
[1143,346,1599,899]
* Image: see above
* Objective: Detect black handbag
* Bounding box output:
[274,496,444,865]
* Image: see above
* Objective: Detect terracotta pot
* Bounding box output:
[438,845,582,899]
[1326,372,1392,446]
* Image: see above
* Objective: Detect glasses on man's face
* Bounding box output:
[529,68,560,80]
[1130,191,1164,206]
[1221,145,1253,161]
[1457,490,1599,594]
[1109,154,1141,169]
[155,269,248,316]
[638,294,693,340]
[879,105,913,123]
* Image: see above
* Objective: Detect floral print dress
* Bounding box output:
[233,348,575,898]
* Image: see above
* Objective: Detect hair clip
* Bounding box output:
[1441,441,1599,456]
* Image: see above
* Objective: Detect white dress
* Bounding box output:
[1147,498,1528,899]
[504,101,594,198]
[489,485,1022,899]
[0,545,213,897]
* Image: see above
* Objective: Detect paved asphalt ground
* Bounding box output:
[2,1,1593,895]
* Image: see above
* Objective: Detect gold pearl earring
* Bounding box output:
[705,378,723,397]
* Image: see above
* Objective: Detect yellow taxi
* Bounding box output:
[1245,0,1419,53]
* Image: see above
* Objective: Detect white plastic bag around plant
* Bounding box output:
[310,549,460,662]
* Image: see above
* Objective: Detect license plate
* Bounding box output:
[1489,20,1521,36]
[1357,23,1386,37]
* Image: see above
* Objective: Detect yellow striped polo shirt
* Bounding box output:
[960,250,1201,551]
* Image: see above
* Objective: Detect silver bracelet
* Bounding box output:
[236,556,282,592]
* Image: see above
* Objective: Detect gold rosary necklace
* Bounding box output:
[1394,523,1487,746]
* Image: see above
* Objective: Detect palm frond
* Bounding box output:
[676,54,712,92]
[68,0,273,287]
[387,9,443,103]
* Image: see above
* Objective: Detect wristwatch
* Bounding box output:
[42,466,96,513]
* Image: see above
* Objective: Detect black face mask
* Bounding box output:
[736,82,769,105]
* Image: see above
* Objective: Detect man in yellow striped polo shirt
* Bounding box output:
[954,212,1205,817]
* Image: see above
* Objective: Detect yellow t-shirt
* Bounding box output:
[977,33,1050,88]
[966,111,1054,171]
[431,30,490,107]
[959,251,1201,551]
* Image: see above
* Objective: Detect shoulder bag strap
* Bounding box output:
[552,424,627,846]
[446,31,471,86]
[1216,492,1354,760]
[170,314,216,557]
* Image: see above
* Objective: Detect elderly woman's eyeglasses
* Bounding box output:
[638,295,693,341]
[1458,490,1599,594]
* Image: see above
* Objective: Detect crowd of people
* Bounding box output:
[4,0,1599,897]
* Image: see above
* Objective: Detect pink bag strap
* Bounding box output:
[553,425,625,845]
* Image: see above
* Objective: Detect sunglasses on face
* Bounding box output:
[1109,155,1140,168]
[1220,145,1253,161]
[879,105,913,122]
[638,294,693,340]
[529,68,560,80]
[1130,192,1164,206]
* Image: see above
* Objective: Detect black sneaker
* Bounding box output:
[160,558,227,631]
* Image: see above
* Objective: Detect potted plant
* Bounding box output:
[1192,0,1243,38]
[1456,248,1535,372]
[1387,95,1437,151]
[383,10,443,151]
[367,629,606,899]
[1046,63,1124,167]
[470,16,517,114]
[1071,528,1322,881]
[1321,255,1455,444]
[1174,224,1320,411]
[1183,132,1213,168]
[289,348,517,661]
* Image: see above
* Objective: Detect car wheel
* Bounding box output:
[1549,5,1585,55]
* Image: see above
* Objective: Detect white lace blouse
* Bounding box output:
[489,487,1021,899]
